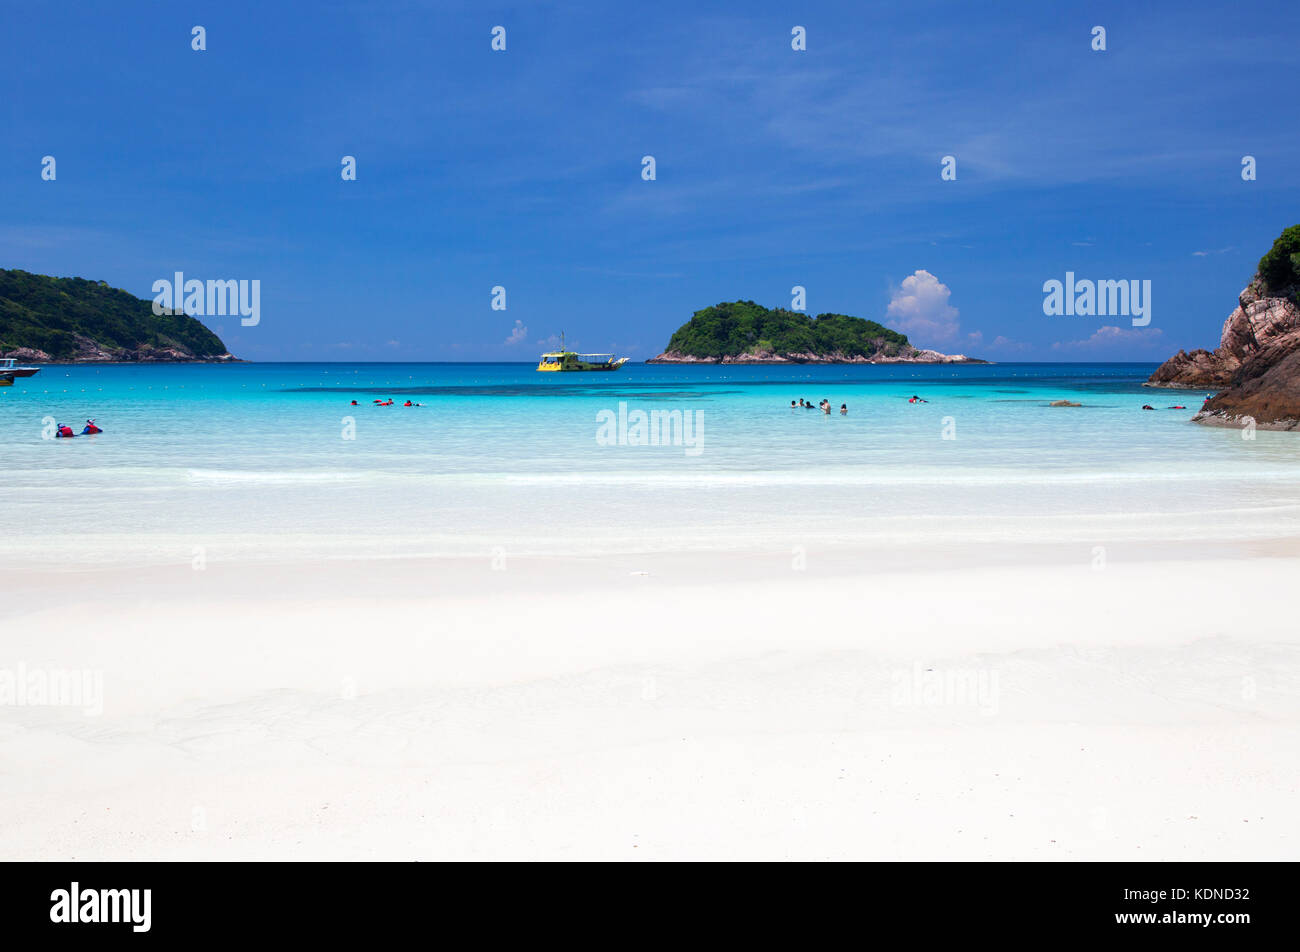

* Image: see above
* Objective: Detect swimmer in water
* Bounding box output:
[840,404,847,415]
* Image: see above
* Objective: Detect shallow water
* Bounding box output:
[2,361,1296,566]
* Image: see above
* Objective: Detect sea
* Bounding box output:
[2,361,1297,568]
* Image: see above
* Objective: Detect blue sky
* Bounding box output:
[2,0,1297,361]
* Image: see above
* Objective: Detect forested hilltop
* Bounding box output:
[647,301,982,363]
[0,269,235,361]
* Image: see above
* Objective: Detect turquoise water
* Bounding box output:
[2,362,1298,566]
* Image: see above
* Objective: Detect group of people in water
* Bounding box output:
[790,395,933,414]
[54,419,101,438]
[790,394,1200,413]
[793,398,848,414]
[350,399,423,407]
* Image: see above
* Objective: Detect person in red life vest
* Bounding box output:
[56,423,75,438]
[82,419,102,434]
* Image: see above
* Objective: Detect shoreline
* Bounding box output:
[1,357,243,365]
[646,354,990,365]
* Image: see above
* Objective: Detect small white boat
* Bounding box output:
[0,358,41,379]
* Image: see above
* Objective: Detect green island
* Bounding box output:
[0,269,234,361]
[647,300,982,364]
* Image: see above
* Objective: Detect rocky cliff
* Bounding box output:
[1147,226,1300,430]
[1147,276,1300,389]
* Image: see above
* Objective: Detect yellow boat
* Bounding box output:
[536,334,628,372]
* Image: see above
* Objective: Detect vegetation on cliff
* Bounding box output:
[0,269,230,360]
[1257,225,1300,304]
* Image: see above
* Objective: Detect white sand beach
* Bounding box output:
[3,542,1297,861]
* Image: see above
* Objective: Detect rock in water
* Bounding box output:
[1147,226,1300,430]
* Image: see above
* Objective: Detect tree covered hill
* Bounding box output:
[648,300,978,363]
[0,269,232,361]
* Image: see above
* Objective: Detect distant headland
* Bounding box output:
[647,301,984,364]
[0,269,237,363]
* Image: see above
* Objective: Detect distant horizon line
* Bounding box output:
[33,359,1166,366]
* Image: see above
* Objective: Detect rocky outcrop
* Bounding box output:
[1,336,238,363]
[647,348,985,364]
[1147,276,1300,389]
[1192,340,1300,431]
[1146,231,1300,429]
[0,346,51,361]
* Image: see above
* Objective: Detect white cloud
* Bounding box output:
[1051,325,1164,352]
[886,269,960,344]
[504,320,527,346]
[987,335,1033,354]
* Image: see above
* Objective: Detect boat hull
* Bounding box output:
[536,356,628,372]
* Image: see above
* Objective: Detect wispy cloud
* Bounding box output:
[504,320,528,346]
[1051,326,1165,353]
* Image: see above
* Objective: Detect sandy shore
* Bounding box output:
[2,546,1298,860]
